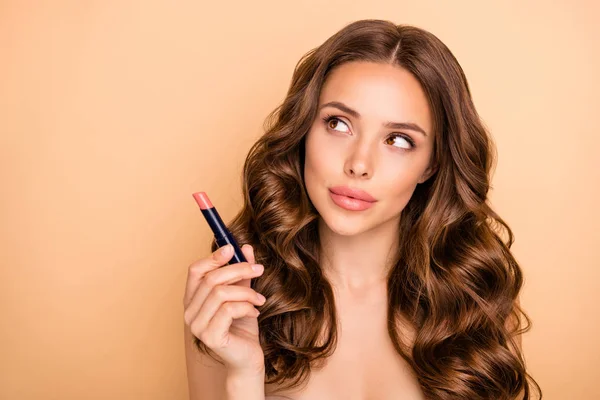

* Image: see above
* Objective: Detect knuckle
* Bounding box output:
[187,260,198,271]
[187,261,209,279]
[191,320,205,340]
[222,302,236,314]
[183,310,192,326]
[203,272,219,287]
[188,258,206,272]
[198,331,212,347]
[187,264,201,279]
[213,285,228,300]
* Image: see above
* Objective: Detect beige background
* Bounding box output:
[1,1,598,399]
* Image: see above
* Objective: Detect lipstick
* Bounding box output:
[328,186,377,211]
[192,192,247,264]
[329,191,375,211]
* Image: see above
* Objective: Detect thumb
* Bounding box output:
[236,244,256,288]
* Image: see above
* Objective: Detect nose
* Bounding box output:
[344,141,373,179]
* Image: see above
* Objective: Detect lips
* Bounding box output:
[328,186,377,211]
[329,186,377,202]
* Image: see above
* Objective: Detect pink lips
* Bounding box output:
[328,186,377,211]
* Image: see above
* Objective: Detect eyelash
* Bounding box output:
[321,114,416,150]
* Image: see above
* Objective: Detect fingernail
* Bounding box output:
[257,293,266,303]
[251,264,264,272]
[220,245,232,255]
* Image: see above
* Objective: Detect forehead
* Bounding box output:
[318,61,432,134]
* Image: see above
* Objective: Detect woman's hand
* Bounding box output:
[183,243,266,375]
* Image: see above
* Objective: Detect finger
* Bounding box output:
[204,261,264,287]
[184,262,264,324]
[183,244,234,306]
[242,244,256,264]
[237,244,256,288]
[185,285,265,330]
[199,301,259,348]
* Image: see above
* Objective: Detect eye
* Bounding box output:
[384,134,416,150]
[322,115,350,134]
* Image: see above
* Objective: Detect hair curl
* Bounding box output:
[194,19,542,399]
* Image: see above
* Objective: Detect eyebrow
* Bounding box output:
[318,101,428,137]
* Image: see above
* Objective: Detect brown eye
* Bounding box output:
[323,116,350,133]
[384,134,415,150]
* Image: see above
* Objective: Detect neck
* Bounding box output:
[318,216,400,294]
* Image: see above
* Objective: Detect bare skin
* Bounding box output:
[185,60,526,399]
[264,279,424,400]
[264,61,436,398]
[184,61,437,399]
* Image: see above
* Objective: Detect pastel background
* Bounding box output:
[1,1,598,399]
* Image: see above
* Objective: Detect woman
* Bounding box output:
[183,19,542,399]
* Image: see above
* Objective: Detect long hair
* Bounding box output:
[195,19,541,399]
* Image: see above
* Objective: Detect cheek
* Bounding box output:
[304,131,338,182]
[378,158,424,199]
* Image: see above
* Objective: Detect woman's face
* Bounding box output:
[304,61,436,237]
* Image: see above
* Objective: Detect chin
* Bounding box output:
[318,210,372,237]
[310,191,371,237]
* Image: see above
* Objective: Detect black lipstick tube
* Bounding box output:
[193,192,247,264]
[200,207,247,264]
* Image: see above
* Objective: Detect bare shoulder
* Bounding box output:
[184,322,227,400]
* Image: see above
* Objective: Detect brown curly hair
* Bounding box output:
[194,19,542,399]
